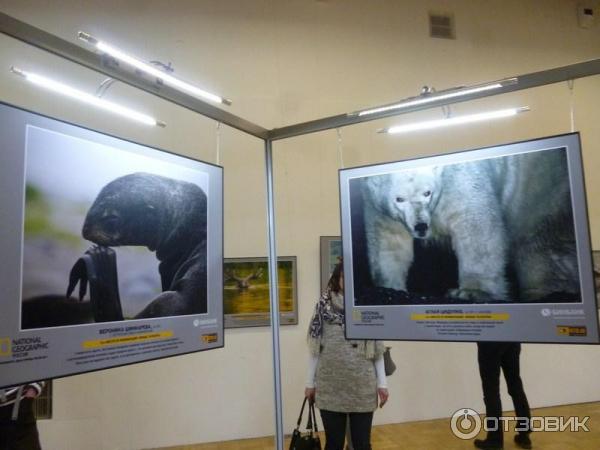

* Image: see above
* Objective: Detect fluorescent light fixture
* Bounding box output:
[379,106,530,135]
[354,78,518,117]
[78,31,232,106]
[11,67,165,127]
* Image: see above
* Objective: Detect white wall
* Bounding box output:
[0,1,599,449]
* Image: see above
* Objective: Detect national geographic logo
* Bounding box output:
[0,337,49,358]
[0,337,11,356]
[352,309,385,325]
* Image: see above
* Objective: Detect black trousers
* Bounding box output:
[477,342,531,443]
[320,409,373,450]
[0,399,41,450]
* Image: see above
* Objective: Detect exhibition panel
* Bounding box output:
[339,133,599,343]
[0,102,224,388]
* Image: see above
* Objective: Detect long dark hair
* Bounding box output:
[327,259,344,294]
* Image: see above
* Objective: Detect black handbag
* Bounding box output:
[383,346,396,376]
[289,398,322,450]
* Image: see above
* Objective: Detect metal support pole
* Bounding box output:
[265,139,284,450]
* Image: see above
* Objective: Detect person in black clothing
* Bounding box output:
[474,342,532,450]
[0,382,44,450]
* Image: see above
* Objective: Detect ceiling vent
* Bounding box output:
[429,13,455,39]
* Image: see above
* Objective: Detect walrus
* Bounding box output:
[22,295,94,329]
[82,172,208,318]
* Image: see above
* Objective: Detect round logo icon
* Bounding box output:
[450,408,481,440]
[193,319,200,327]
[541,308,551,317]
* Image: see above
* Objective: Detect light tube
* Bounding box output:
[355,78,518,117]
[78,32,231,106]
[380,107,530,135]
[11,67,165,127]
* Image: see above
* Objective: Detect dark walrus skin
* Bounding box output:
[82,172,208,318]
[66,245,124,322]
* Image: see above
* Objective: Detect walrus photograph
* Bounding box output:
[20,125,211,329]
[342,140,587,307]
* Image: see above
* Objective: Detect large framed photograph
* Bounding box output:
[340,133,599,343]
[224,257,298,328]
[320,236,342,292]
[0,102,223,388]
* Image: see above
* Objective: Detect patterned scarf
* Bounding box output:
[308,290,345,339]
[308,290,379,359]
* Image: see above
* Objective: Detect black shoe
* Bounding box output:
[514,433,532,449]
[474,438,503,450]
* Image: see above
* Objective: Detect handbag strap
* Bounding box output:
[296,397,308,428]
[305,403,313,434]
[309,402,319,433]
[296,397,320,434]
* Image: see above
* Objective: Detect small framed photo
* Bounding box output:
[320,236,342,293]
[224,256,298,328]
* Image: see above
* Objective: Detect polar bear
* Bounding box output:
[494,149,579,300]
[362,162,509,301]
[361,148,578,302]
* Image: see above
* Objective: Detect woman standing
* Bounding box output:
[305,262,388,450]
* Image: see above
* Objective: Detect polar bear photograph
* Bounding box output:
[349,147,581,305]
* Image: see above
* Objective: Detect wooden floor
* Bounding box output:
[152,402,600,450]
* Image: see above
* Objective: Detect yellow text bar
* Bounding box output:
[411,313,510,321]
[82,330,173,349]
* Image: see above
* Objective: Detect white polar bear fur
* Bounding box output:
[363,162,509,301]
[362,150,577,302]
[493,150,578,299]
